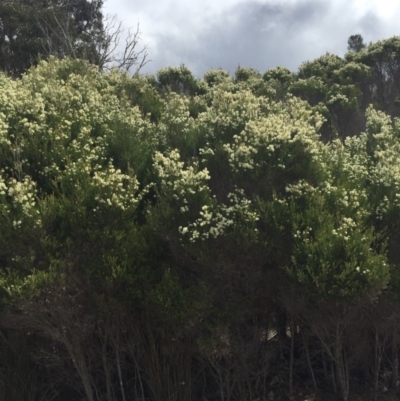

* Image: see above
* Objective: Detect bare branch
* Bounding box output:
[95,14,123,69]
[34,7,77,60]
[97,17,150,73]
[116,23,150,73]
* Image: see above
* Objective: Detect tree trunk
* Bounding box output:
[334,323,349,401]
[101,334,113,401]
[374,330,382,401]
[289,317,295,395]
[303,331,317,391]
[391,318,399,391]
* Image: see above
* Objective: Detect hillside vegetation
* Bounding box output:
[1,36,400,401]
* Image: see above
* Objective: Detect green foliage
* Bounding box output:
[1,39,400,400]
[203,68,232,87]
[156,65,207,96]
[348,34,366,53]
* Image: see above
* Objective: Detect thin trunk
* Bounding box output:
[115,340,127,401]
[374,330,381,401]
[391,318,399,390]
[226,364,231,401]
[334,323,349,401]
[331,357,337,395]
[247,377,253,401]
[136,358,146,401]
[126,331,145,401]
[303,332,317,391]
[202,366,207,400]
[392,352,399,391]
[72,354,94,401]
[101,338,113,401]
[264,369,268,401]
[289,317,295,395]
[217,366,225,401]
[322,354,329,382]
[64,339,94,401]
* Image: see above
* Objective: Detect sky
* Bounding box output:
[102,0,400,78]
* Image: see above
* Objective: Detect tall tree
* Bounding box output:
[0,0,148,76]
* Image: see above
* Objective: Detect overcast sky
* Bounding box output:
[103,0,400,78]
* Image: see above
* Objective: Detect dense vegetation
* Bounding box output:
[1,35,400,401]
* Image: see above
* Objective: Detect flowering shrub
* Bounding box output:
[1,55,400,401]
[0,56,395,300]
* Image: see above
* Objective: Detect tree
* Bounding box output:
[347,34,366,53]
[0,0,149,76]
[354,37,400,115]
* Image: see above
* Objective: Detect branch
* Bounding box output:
[98,17,151,73]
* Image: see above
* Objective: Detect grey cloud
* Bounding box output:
[242,0,324,30]
[356,11,381,38]
[146,0,329,77]
[135,0,400,78]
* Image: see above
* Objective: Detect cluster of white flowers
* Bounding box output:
[158,93,194,143]
[198,89,269,140]
[1,176,41,228]
[355,266,370,275]
[293,226,313,243]
[219,97,324,173]
[92,162,141,211]
[198,145,215,159]
[337,188,368,218]
[153,149,210,199]
[331,217,357,241]
[375,196,391,220]
[286,180,317,197]
[340,136,370,183]
[222,116,287,171]
[179,189,259,242]
[327,93,350,108]
[0,112,10,145]
[394,192,400,209]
